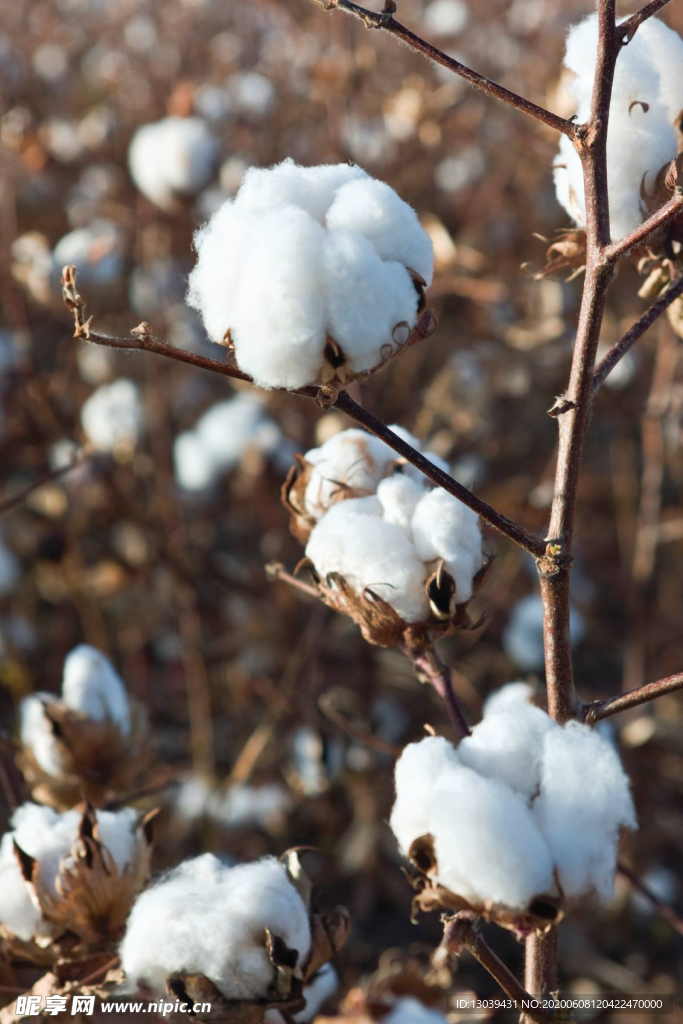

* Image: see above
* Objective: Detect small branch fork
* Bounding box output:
[583,672,683,722]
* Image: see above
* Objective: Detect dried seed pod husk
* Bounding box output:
[524,229,587,282]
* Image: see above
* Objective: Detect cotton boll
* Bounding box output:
[0,831,45,941]
[422,0,468,36]
[384,998,448,1024]
[430,766,555,909]
[326,177,434,285]
[306,498,430,622]
[534,722,636,900]
[52,220,124,290]
[81,378,143,454]
[19,694,64,777]
[638,18,683,123]
[0,531,20,596]
[174,430,217,491]
[61,644,131,737]
[187,200,253,344]
[230,72,276,120]
[92,807,139,874]
[390,736,461,856]
[236,160,367,224]
[322,231,419,374]
[230,207,327,390]
[502,594,585,671]
[128,117,218,210]
[458,701,559,799]
[376,474,427,533]
[120,856,311,1001]
[482,682,534,715]
[410,488,483,604]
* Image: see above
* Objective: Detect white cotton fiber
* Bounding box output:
[187,159,432,389]
[61,644,131,736]
[482,681,534,715]
[458,700,559,799]
[0,803,138,941]
[306,498,430,623]
[411,488,483,603]
[80,378,143,454]
[120,855,311,1000]
[303,429,398,519]
[390,736,461,855]
[533,721,636,899]
[430,766,555,909]
[128,117,219,210]
[376,474,426,533]
[19,694,64,776]
[555,15,683,240]
[174,392,284,491]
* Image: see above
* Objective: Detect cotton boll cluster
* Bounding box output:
[128,116,219,211]
[17,645,149,809]
[390,685,636,921]
[187,159,433,390]
[286,426,484,636]
[0,803,145,943]
[80,378,143,455]
[120,855,312,1001]
[554,15,683,241]
[502,593,585,672]
[174,392,288,492]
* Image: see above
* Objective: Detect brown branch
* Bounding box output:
[62,265,545,558]
[591,273,683,394]
[584,672,683,722]
[618,0,674,43]
[401,646,470,740]
[437,914,552,1024]
[602,190,683,264]
[312,0,577,139]
[618,862,683,937]
[265,562,322,600]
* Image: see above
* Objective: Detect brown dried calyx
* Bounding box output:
[17,697,153,811]
[523,229,587,282]
[165,850,351,1024]
[7,804,156,952]
[292,553,492,651]
[636,246,683,338]
[403,833,563,939]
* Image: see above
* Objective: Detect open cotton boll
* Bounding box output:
[390,736,461,856]
[187,160,432,389]
[305,498,430,623]
[430,767,555,909]
[61,644,131,737]
[128,117,218,210]
[458,700,559,799]
[81,378,143,454]
[0,531,20,596]
[411,488,483,604]
[533,721,636,899]
[120,856,311,1001]
[19,694,64,777]
[303,429,399,519]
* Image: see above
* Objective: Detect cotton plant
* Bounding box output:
[128,116,219,211]
[17,644,151,808]
[282,425,487,648]
[187,159,434,391]
[390,685,635,934]
[119,851,349,1019]
[0,802,153,948]
[554,15,683,242]
[80,378,143,456]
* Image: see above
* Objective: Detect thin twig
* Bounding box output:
[618,0,674,42]
[318,689,401,756]
[62,266,545,558]
[0,448,92,517]
[618,862,683,937]
[584,672,683,722]
[266,561,322,600]
[591,274,683,394]
[313,0,577,139]
[401,646,470,740]
[437,914,552,1024]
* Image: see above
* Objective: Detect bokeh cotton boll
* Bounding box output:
[554,15,683,241]
[51,220,124,292]
[80,378,143,456]
[128,116,219,211]
[502,593,585,671]
[187,159,433,390]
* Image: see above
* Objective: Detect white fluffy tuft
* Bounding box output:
[61,644,131,736]
[128,117,218,210]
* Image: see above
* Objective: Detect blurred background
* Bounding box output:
[1,0,682,1017]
